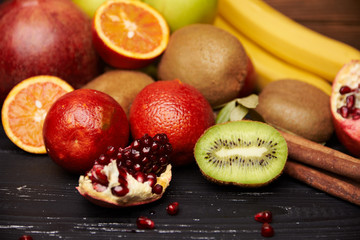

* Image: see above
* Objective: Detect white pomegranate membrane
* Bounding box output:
[77,133,172,207]
[335,62,360,120]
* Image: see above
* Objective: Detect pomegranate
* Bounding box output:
[261,223,275,237]
[0,0,102,103]
[76,133,173,207]
[330,60,360,157]
[166,202,179,215]
[136,216,155,230]
[254,210,272,223]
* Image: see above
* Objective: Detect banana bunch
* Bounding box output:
[214,17,332,95]
[215,0,360,95]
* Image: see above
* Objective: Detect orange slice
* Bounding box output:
[93,0,169,69]
[1,75,74,154]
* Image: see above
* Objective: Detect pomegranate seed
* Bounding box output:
[152,184,163,194]
[346,94,355,108]
[166,202,179,215]
[131,139,141,149]
[136,216,155,229]
[18,235,33,240]
[90,165,108,185]
[135,172,146,183]
[338,106,350,118]
[339,85,352,95]
[97,154,109,165]
[106,146,116,157]
[261,223,274,237]
[254,210,272,223]
[111,185,129,197]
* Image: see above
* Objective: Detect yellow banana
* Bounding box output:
[218,0,360,82]
[214,16,332,95]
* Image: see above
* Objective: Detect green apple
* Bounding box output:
[142,0,218,32]
[72,0,107,18]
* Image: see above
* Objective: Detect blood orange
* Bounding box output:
[129,79,215,166]
[1,75,74,154]
[92,0,169,69]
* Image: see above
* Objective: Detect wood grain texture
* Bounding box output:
[1,0,360,239]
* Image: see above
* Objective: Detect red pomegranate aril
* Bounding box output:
[106,146,116,157]
[147,177,156,187]
[132,139,141,149]
[339,85,352,95]
[346,94,355,108]
[111,185,129,197]
[338,106,350,118]
[152,184,163,194]
[135,172,146,183]
[90,165,108,185]
[136,216,155,229]
[18,235,33,240]
[254,210,272,223]
[352,109,360,120]
[261,223,274,237]
[118,176,128,187]
[167,202,179,215]
[97,154,109,165]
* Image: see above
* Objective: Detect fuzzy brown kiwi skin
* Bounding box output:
[255,79,334,143]
[82,70,154,118]
[157,24,248,108]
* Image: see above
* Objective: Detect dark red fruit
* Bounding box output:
[136,216,155,229]
[254,210,272,223]
[261,223,274,237]
[166,202,179,215]
[18,235,33,240]
[0,0,101,103]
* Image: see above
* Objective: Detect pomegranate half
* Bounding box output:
[330,60,360,157]
[77,133,172,207]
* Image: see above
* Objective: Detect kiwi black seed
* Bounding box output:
[194,120,288,187]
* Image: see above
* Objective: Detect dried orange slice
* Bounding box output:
[93,0,169,69]
[1,75,74,154]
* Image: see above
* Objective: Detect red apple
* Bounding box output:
[0,0,102,103]
[330,60,360,157]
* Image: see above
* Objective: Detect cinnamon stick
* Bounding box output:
[285,160,360,206]
[279,130,360,182]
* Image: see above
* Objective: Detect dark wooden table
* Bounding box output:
[1,0,360,239]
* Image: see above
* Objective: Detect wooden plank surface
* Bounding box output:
[1,0,360,239]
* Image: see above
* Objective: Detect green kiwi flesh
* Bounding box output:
[194,120,288,187]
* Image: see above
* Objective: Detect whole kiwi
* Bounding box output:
[157,24,248,107]
[255,79,334,143]
[82,70,154,118]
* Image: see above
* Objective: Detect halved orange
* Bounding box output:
[93,0,169,69]
[1,75,74,154]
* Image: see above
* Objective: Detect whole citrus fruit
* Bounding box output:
[129,79,215,166]
[43,89,129,173]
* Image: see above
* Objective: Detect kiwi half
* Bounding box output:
[194,120,288,187]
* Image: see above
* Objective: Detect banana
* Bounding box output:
[214,16,332,95]
[218,0,360,82]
